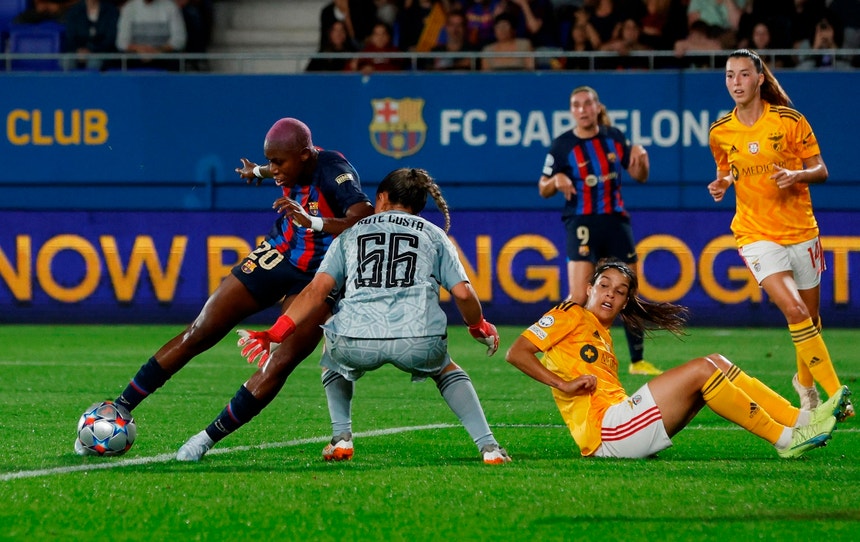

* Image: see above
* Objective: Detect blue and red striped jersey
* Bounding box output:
[542,126,633,218]
[266,150,370,272]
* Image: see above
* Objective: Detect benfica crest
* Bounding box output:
[369,98,427,159]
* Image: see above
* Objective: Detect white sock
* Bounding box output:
[774,427,793,450]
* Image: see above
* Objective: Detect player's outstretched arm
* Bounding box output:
[237,273,336,367]
[451,281,499,356]
[235,158,269,186]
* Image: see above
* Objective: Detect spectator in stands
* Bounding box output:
[306,19,357,71]
[320,0,376,49]
[350,20,406,73]
[795,15,851,70]
[481,11,534,70]
[176,0,213,71]
[422,8,478,70]
[829,0,860,53]
[737,19,766,49]
[375,0,399,27]
[564,6,601,50]
[788,0,826,50]
[399,0,446,51]
[116,0,186,70]
[584,0,623,47]
[559,15,597,70]
[672,19,722,68]
[639,0,672,50]
[687,0,748,47]
[656,0,696,54]
[738,20,792,67]
[504,0,559,48]
[13,0,74,24]
[466,0,503,49]
[63,0,120,70]
[597,16,652,69]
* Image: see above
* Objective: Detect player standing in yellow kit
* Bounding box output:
[708,49,852,416]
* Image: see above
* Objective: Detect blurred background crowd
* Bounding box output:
[1,0,859,71]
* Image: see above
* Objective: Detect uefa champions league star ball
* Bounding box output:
[76,401,137,456]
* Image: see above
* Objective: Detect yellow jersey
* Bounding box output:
[521,301,628,456]
[709,102,821,246]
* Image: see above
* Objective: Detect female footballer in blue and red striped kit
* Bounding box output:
[505,259,850,459]
[539,86,659,376]
[75,118,374,459]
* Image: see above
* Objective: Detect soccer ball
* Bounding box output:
[76,401,137,456]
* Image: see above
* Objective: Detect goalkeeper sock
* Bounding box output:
[115,357,170,412]
[205,385,267,443]
[790,318,841,396]
[624,324,645,363]
[795,319,822,388]
[724,364,799,427]
[701,370,784,445]
[322,369,354,436]
[433,368,496,450]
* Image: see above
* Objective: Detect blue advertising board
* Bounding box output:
[2,209,858,327]
[1,71,858,210]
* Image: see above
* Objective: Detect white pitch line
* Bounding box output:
[2,422,856,482]
[0,423,459,482]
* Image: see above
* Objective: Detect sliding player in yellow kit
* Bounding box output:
[505,260,851,459]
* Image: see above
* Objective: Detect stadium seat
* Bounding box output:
[7,22,64,71]
[0,0,28,51]
[0,0,27,29]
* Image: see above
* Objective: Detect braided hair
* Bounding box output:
[377,168,452,232]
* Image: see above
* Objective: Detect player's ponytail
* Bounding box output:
[377,168,451,232]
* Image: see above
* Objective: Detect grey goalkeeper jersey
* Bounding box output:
[318,210,468,339]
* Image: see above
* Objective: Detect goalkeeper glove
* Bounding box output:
[468,318,499,357]
[236,315,296,367]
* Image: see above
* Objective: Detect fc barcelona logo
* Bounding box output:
[369,98,427,159]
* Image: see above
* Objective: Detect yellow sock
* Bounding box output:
[701,371,785,444]
[790,318,841,396]
[795,319,821,388]
[724,365,799,427]
[796,352,814,387]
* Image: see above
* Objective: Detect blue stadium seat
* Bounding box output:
[0,0,28,49]
[8,22,64,71]
[0,0,27,29]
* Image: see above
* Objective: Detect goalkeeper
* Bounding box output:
[234,167,510,465]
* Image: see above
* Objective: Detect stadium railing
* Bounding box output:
[1,48,858,73]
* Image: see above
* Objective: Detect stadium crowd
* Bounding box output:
[310,0,860,71]
[3,0,859,71]
[3,0,213,70]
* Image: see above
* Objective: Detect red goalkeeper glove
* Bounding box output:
[468,318,499,357]
[236,315,296,367]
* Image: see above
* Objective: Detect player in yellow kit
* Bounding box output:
[707,49,851,416]
[504,260,851,459]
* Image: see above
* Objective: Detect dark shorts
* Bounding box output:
[563,214,637,264]
[231,239,315,306]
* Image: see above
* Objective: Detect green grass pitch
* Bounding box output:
[0,324,858,540]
